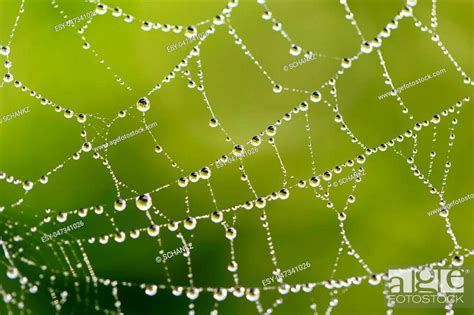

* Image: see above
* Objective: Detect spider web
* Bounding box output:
[0,0,472,314]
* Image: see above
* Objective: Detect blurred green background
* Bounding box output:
[0,0,473,314]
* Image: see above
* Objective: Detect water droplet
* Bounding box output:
[178,177,188,188]
[242,201,253,210]
[251,135,261,146]
[0,46,10,56]
[246,288,260,301]
[189,172,199,183]
[144,284,157,296]
[77,113,87,123]
[199,167,211,179]
[40,175,48,184]
[112,7,122,17]
[64,109,74,119]
[323,171,332,181]
[22,180,33,191]
[209,117,219,128]
[266,125,277,136]
[137,97,151,112]
[56,212,68,223]
[309,176,320,187]
[262,11,272,20]
[227,261,238,272]
[90,206,102,216]
[213,15,224,25]
[96,3,108,15]
[185,26,197,38]
[431,114,441,124]
[361,42,372,54]
[141,21,152,31]
[78,208,88,217]
[147,224,160,237]
[130,229,140,239]
[341,58,352,69]
[114,199,127,211]
[289,44,302,56]
[371,37,382,48]
[172,286,183,296]
[279,188,289,200]
[356,155,366,164]
[338,212,346,221]
[233,144,244,156]
[184,217,197,230]
[136,194,152,211]
[368,274,381,285]
[114,232,126,243]
[273,84,283,93]
[211,211,223,223]
[213,288,227,301]
[452,255,464,266]
[6,267,18,279]
[124,15,133,23]
[3,73,13,83]
[310,91,321,103]
[387,19,399,30]
[232,286,244,297]
[225,227,237,240]
[82,142,92,152]
[255,197,266,208]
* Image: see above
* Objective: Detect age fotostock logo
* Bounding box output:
[387,267,472,307]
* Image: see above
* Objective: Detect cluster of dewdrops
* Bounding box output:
[0,0,472,313]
